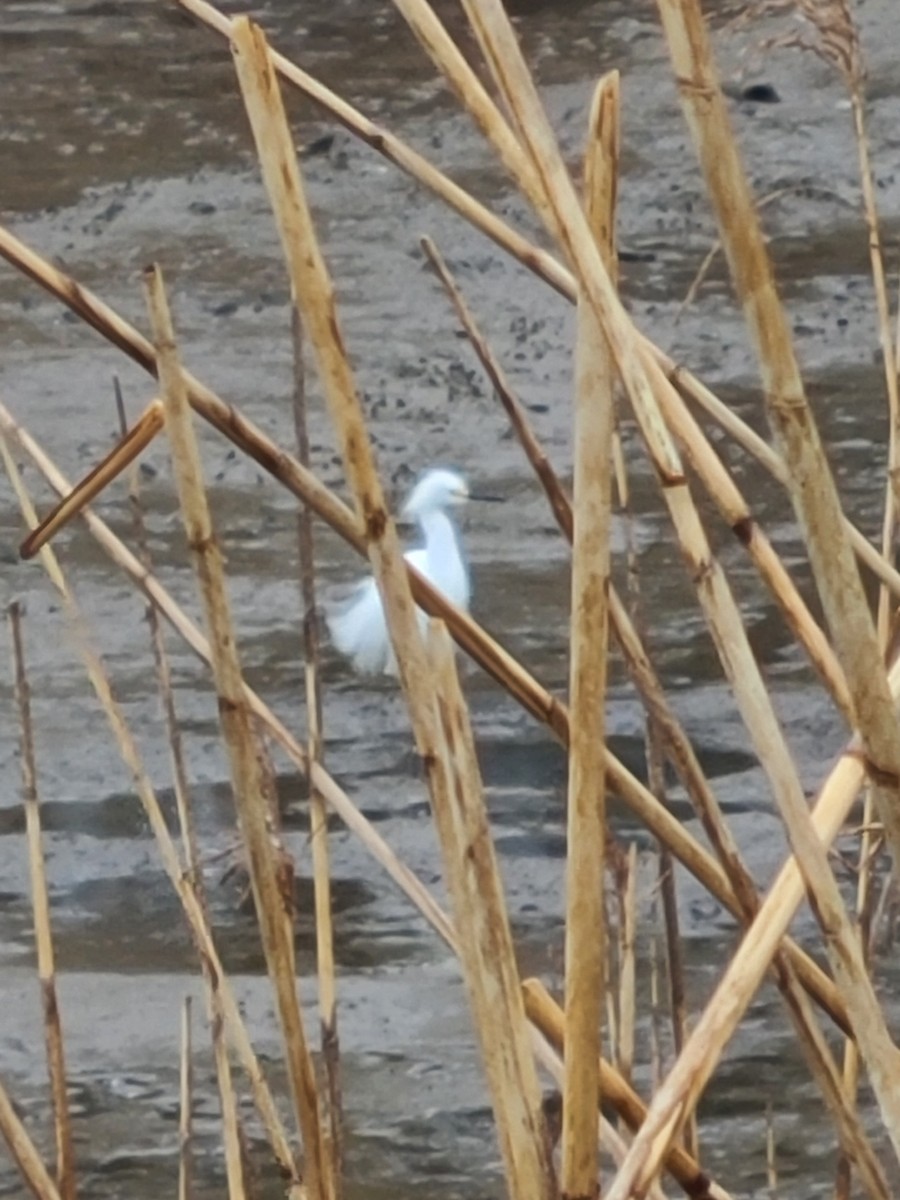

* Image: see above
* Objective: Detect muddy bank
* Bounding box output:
[2,1,900,1197]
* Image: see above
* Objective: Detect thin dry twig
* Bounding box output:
[8,603,76,1200]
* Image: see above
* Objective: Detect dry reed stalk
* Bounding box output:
[0,429,301,1185]
[8,603,76,1200]
[291,306,343,1193]
[20,400,163,560]
[209,983,248,1200]
[143,263,331,1200]
[390,0,548,220]
[119,400,203,892]
[559,71,618,1200]
[179,997,193,1200]
[7,402,863,1062]
[429,623,557,1200]
[419,236,573,540]
[616,845,637,1090]
[523,979,725,1200]
[0,1078,63,1200]
[171,0,574,297]
[231,30,554,1190]
[462,8,900,1171]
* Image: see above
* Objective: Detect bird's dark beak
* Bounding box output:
[468,492,503,503]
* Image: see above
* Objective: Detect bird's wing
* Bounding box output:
[326,575,393,675]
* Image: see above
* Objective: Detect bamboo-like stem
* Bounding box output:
[559,71,617,1200]
[291,305,343,1194]
[143,263,331,1200]
[430,622,557,1200]
[0,430,301,1184]
[0,1076,63,1200]
[178,997,193,1200]
[1,400,853,1040]
[8,603,76,1200]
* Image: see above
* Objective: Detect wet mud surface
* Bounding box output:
[3,0,900,1196]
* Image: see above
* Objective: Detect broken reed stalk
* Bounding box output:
[8,603,76,1200]
[291,305,343,1193]
[429,622,557,1200]
[143,263,332,1200]
[179,997,193,1200]
[0,431,302,1184]
[559,70,618,1200]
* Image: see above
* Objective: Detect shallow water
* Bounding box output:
[2,1,900,1197]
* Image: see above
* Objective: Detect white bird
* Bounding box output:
[328,468,481,676]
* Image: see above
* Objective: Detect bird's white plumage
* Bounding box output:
[327,469,472,675]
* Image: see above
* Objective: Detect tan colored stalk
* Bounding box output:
[291,305,342,1193]
[20,399,163,559]
[232,25,554,1198]
[389,0,548,220]
[209,985,248,1200]
[8,603,76,1200]
[616,845,637,1089]
[430,623,557,1200]
[560,71,617,1200]
[143,263,331,1200]
[0,431,301,1184]
[230,16,444,736]
[2,400,852,1041]
[179,998,193,1200]
[655,0,900,870]
[0,1076,63,1200]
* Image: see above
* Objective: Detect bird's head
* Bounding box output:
[401,468,470,520]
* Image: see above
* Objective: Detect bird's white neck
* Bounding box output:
[418,509,470,608]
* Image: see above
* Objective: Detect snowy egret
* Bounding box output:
[327,468,495,676]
